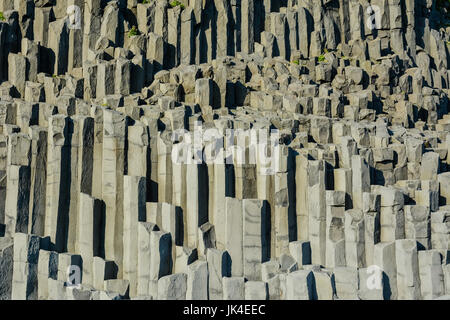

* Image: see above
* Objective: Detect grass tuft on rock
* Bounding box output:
[128,26,139,37]
[169,1,185,9]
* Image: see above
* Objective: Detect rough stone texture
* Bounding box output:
[0,0,449,301]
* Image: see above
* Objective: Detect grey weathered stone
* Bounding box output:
[286,270,314,300]
[157,273,187,300]
[223,277,245,300]
[0,0,448,302]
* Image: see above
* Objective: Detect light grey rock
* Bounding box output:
[157,273,187,300]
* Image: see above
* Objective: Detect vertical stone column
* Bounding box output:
[379,187,405,242]
[45,115,71,252]
[101,109,125,276]
[312,270,334,300]
[180,7,195,65]
[404,205,430,249]
[289,240,312,267]
[161,202,180,262]
[286,10,298,55]
[225,197,243,277]
[96,60,115,99]
[157,274,187,300]
[241,0,255,54]
[12,233,40,300]
[349,0,363,41]
[137,1,155,33]
[351,155,370,210]
[446,133,450,169]
[8,53,27,97]
[186,260,208,300]
[174,246,197,274]
[338,0,351,43]
[191,0,202,64]
[334,168,352,209]
[115,58,131,96]
[147,32,164,81]
[172,161,186,244]
[345,209,365,268]
[67,0,84,73]
[154,0,168,42]
[83,61,97,100]
[67,116,83,253]
[270,13,288,60]
[245,281,268,300]
[334,266,359,299]
[195,78,213,108]
[5,133,31,237]
[418,250,445,300]
[127,123,149,178]
[28,127,47,236]
[256,143,275,257]
[286,270,314,300]
[223,277,245,300]
[211,163,226,250]
[77,116,94,196]
[395,239,421,300]
[0,238,13,300]
[186,162,209,248]
[21,39,39,82]
[274,172,290,257]
[207,248,231,300]
[295,153,308,240]
[149,230,172,298]
[78,193,95,287]
[243,199,270,281]
[146,202,162,227]
[100,3,123,46]
[438,173,450,205]
[91,105,103,199]
[431,211,450,259]
[374,241,397,300]
[48,19,69,75]
[137,221,158,297]
[363,192,381,267]
[83,0,102,63]
[234,146,257,200]
[0,134,6,226]
[297,6,312,58]
[325,191,346,268]
[167,6,181,68]
[123,175,146,298]
[146,114,160,203]
[200,1,214,63]
[216,0,234,58]
[37,249,58,300]
[416,184,439,213]
[157,133,173,204]
[308,160,326,266]
[34,7,52,47]
[16,101,34,132]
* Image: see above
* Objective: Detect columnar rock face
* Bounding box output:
[0,0,449,300]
